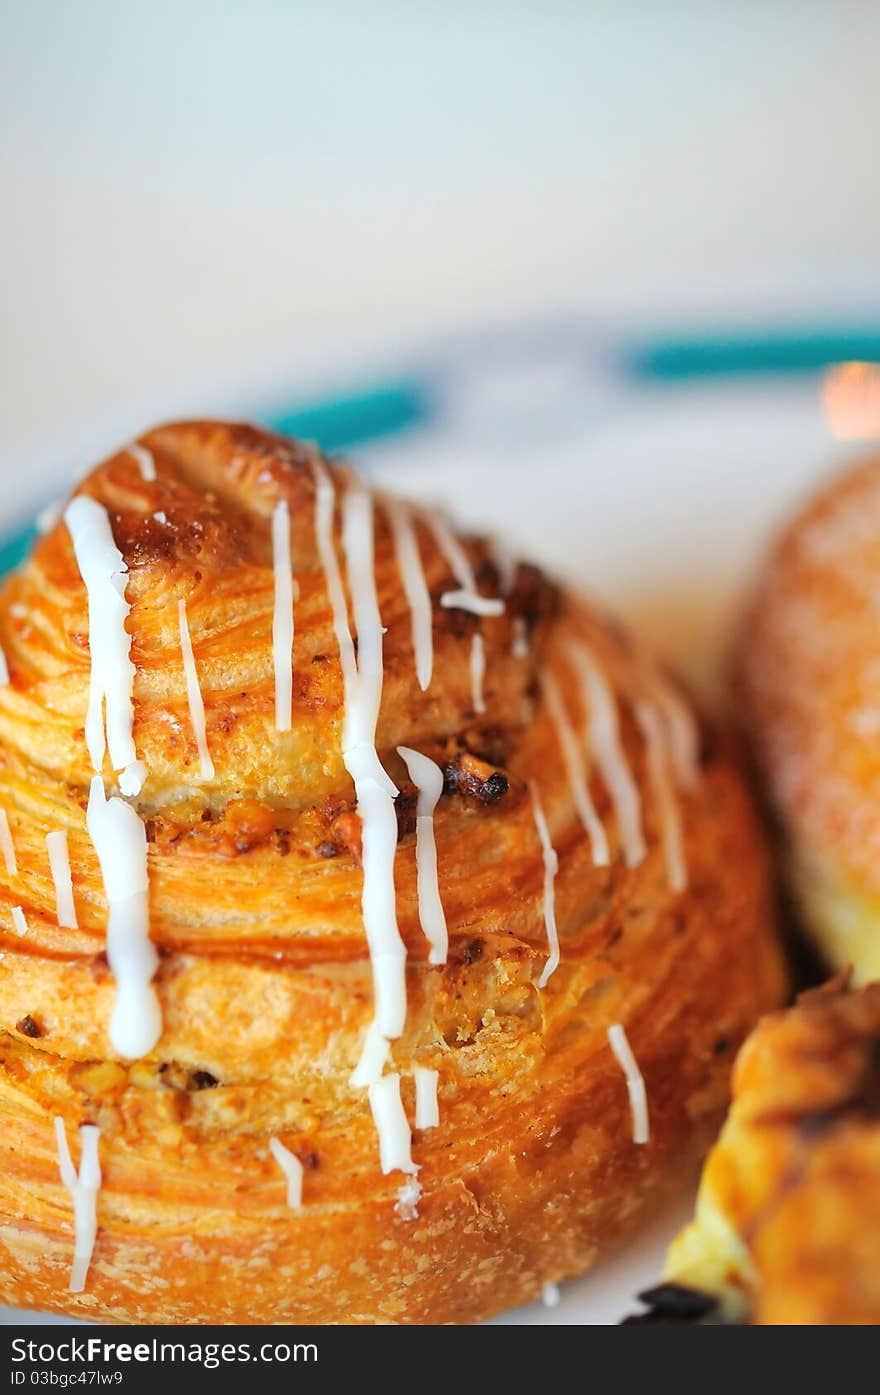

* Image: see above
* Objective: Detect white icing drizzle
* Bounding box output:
[86,776,160,1059]
[568,641,646,868]
[607,1023,650,1145]
[490,538,518,595]
[64,496,142,790]
[346,763,404,1041]
[413,1065,440,1130]
[341,484,407,1044]
[530,784,560,988]
[384,498,433,691]
[350,1019,392,1087]
[0,809,17,876]
[269,1136,304,1208]
[542,1281,561,1308]
[396,746,448,965]
[118,760,147,797]
[646,670,700,791]
[127,443,156,482]
[54,1117,101,1294]
[310,456,357,701]
[368,1074,419,1175]
[0,647,8,686]
[69,500,158,1056]
[311,462,407,1065]
[540,671,609,867]
[178,599,214,782]
[635,700,687,893]
[272,499,295,732]
[511,616,530,659]
[440,589,504,618]
[395,1177,422,1222]
[11,905,27,936]
[341,486,396,773]
[427,511,502,714]
[46,830,78,929]
[470,631,487,714]
[428,513,504,617]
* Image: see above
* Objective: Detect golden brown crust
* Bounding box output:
[667,977,880,1325]
[0,421,785,1323]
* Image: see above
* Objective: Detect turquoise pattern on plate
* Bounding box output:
[3,325,879,578]
[0,381,429,580]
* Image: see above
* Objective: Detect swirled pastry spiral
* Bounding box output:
[666,976,880,1325]
[0,421,784,1324]
[738,453,880,984]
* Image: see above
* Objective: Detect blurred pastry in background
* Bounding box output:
[738,453,880,984]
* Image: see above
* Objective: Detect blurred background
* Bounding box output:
[3,0,880,696]
[3,0,880,458]
[3,3,880,1324]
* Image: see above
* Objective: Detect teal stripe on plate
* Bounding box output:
[4,329,879,577]
[265,379,429,452]
[629,328,880,380]
[0,381,429,580]
[0,526,37,577]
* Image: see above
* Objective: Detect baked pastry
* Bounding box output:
[664,975,880,1325]
[738,454,880,984]
[0,421,785,1324]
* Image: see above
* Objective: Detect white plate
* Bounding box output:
[0,321,860,1326]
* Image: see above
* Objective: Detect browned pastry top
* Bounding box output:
[0,421,784,1323]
